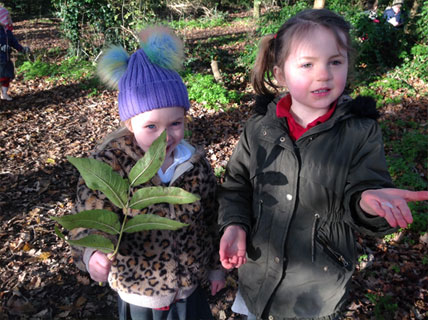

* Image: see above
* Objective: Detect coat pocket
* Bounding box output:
[315,235,353,272]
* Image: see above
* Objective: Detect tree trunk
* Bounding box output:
[211,60,223,83]
[313,0,325,9]
[409,0,420,21]
[254,0,261,19]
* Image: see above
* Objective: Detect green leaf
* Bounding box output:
[128,131,166,187]
[129,186,200,210]
[68,156,129,208]
[123,214,188,233]
[50,210,121,235]
[54,226,114,253]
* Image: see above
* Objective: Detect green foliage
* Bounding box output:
[184,73,240,110]
[358,254,368,262]
[390,264,400,273]
[394,44,428,81]
[51,0,158,56]
[214,166,226,178]
[414,1,428,40]
[167,11,229,30]
[238,1,310,72]
[407,202,428,233]
[52,131,196,256]
[366,293,398,320]
[350,13,409,72]
[385,131,427,192]
[3,0,53,20]
[67,157,129,209]
[380,120,428,234]
[258,1,309,35]
[16,56,95,82]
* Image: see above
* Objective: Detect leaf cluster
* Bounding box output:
[51,131,198,255]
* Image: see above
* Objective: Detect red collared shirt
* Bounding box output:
[276,94,337,141]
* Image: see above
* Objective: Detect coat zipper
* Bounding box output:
[312,213,351,270]
[318,236,351,269]
[311,213,320,263]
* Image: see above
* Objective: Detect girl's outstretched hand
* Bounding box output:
[219,225,247,269]
[360,188,428,228]
[88,251,113,282]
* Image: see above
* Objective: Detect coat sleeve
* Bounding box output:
[343,118,397,236]
[7,30,24,52]
[218,119,255,235]
[197,156,224,272]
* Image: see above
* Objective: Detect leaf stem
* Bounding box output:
[112,206,130,257]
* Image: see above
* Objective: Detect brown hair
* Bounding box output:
[251,8,353,96]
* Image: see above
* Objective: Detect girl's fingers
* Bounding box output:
[380,203,397,228]
[399,203,413,225]
[380,201,413,229]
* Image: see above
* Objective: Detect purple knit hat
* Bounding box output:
[118,48,190,121]
[0,8,10,27]
[97,27,190,121]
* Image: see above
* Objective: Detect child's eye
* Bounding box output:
[331,60,342,65]
[301,63,312,68]
[146,124,156,129]
[171,121,182,126]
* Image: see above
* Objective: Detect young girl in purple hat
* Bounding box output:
[69,26,225,320]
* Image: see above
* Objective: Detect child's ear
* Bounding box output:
[124,119,133,133]
[273,65,286,86]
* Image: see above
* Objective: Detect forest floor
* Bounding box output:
[0,11,427,320]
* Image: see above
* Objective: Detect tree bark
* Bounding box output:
[254,0,261,19]
[211,60,223,83]
[313,0,325,9]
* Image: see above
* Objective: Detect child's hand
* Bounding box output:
[210,279,226,296]
[360,188,428,228]
[219,225,247,269]
[88,251,113,282]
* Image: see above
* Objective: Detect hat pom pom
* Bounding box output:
[139,26,184,71]
[97,45,130,88]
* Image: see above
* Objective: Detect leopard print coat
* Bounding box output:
[70,133,220,297]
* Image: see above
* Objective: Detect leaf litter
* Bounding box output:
[0,16,427,320]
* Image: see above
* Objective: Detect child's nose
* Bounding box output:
[316,65,332,81]
[166,129,173,142]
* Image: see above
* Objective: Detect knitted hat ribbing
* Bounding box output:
[0,8,10,27]
[97,27,190,122]
[118,48,189,121]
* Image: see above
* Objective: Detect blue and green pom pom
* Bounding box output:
[139,26,184,71]
[97,26,183,88]
[97,45,129,89]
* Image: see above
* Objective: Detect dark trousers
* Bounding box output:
[118,286,213,320]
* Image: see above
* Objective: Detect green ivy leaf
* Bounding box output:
[68,156,129,208]
[123,214,188,233]
[128,131,166,187]
[55,226,114,253]
[50,210,121,235]
[129,186,200,210]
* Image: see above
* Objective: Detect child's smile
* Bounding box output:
[274,26,348,126]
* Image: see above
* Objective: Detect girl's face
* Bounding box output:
[274,27,348,116]
[127,107,185,161]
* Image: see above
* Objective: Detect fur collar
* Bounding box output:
[253,94,380,120]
